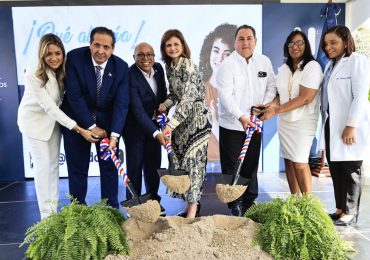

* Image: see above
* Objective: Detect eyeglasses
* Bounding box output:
[136,53,155,59]
[288,40,305,48]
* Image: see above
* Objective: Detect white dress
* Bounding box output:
[276,60,323,163]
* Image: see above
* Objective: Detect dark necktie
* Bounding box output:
[95,65,102,99]
[93,65,102,122]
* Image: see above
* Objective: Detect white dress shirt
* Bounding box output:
[216,51,277,131]
[89,58,120,138]
[137,66,160,138]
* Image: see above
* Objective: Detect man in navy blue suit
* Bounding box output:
[61,27,129,208]
[123,42,168,215]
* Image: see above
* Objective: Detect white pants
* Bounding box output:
[26,125,61,219]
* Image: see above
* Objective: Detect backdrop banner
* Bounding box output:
[0,7,24,181]
[12,5,262,177]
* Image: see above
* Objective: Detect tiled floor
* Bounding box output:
[0,168,369,260]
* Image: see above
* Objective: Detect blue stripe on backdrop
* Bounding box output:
[316,2,341,71]
[0,7,24,181]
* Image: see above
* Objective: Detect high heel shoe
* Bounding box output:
[176,202,201,218]
[328,212,342,221]
[334,214,357,226]
[195,203,201,217]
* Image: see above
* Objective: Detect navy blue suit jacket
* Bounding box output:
[62,46,129,134]
[125,62,167,136]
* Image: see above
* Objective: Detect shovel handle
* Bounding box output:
[232,115,263,185]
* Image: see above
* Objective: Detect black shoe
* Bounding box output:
[196,203,201,217]
[229,202,243,217]
[177,203,201,218]
[160,205,166,217]
[328,212,341,221]
[334,215,357,226]
[242,202,256,215]
[176,211,187,217]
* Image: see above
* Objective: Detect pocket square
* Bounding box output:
[258,71,267,77]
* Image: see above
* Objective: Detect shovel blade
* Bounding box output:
[157,168,188,177]
[120,192,152,208]
[220,175,249,186]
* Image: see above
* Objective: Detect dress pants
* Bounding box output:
[124,126,161,202]
[27,125,61,219]
[62,128,119,208]
[325,119,364,215]
[219,126,261,209]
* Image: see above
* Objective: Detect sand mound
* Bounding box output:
[106,215,272,260]
[124,200,160,223]
[216,184,247,203]
[161,175,191,194]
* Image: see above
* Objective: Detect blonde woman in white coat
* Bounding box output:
[319,25,370,226]
[18,34,99,219]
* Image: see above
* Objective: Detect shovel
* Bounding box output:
[156,114,191,194]
[216,113,263,204]
[100,138,160,222]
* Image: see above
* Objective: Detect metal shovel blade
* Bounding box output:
[220,174,249,186]
[157,168,188,177]
[158,168,191,194]
[120,191,152,208]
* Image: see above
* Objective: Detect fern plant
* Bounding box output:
[245,195,353,260]
[21,199,130,260]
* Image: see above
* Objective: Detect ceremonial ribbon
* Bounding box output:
[238,115,263,160]
[100,138,129,185]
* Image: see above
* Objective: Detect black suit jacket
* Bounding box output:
[125,62,167,136]
[61,46,129,134]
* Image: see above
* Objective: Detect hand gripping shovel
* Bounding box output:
[156,114,191,194]
[100,139,160,222]
[216,114,263,204]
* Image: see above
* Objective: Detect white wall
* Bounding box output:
[346,0,370,31]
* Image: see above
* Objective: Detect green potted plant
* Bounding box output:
[245,195,353,260]
[21,199,130,260]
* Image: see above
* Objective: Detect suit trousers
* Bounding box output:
[219,126,261,209]
[26,124,61,219]
[62,128,119,208]
[325,119,364,215]
[124,124,161,202]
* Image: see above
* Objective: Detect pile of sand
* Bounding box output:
[106,215,271,260]
[124,200,160,223]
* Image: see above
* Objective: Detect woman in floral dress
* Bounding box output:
[158,29,212,218]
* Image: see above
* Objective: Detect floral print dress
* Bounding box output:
[163,57,212,203]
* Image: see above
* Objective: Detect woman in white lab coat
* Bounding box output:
[18,34,98,219]
[319,25,370,226]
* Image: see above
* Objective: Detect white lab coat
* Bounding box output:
[318,52,370,161]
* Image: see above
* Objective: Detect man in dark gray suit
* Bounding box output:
[123,42,168,216]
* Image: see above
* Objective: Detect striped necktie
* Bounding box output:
[95,65,102,99]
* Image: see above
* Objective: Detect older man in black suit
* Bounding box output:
[123,42,168,215]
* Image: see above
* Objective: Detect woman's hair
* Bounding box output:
[160,29,191,66]
[284,30,314,72]
[320,25,355,58]
[37,33,66,88]
[199,23,237,82]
